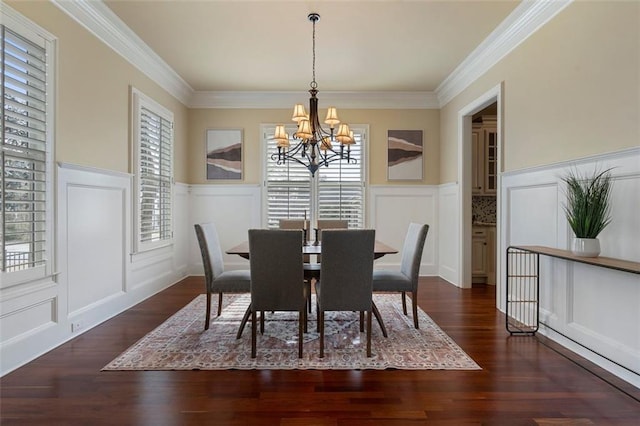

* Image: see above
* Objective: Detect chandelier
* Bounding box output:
[272,13,356,177]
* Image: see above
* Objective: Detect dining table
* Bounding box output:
[226,239,398,260]
[226,237,398,340]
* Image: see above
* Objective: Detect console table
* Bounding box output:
[505,245,640,335]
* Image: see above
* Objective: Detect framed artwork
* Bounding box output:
[387,130,423,180]
[206,129,243,180]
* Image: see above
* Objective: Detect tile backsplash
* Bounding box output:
[472,195,496,224]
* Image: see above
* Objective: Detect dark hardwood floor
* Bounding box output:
[1,276,638,425]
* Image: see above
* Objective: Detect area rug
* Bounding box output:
[103,294,480,371]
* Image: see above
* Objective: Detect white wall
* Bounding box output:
[501,148,640,388]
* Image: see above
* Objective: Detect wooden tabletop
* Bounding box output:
[509,245,640,275]
[227,240,398,260]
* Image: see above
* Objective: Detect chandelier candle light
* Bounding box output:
[272,13,356,176]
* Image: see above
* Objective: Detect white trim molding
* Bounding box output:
[436,0,573,107]
[51,0,572,110]
[50,0,193,105]
[190,90,440,109]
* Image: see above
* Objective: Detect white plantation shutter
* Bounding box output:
[264,125,365,229]
[133,89,173,251]
[265,125,311,228]
[1,23,53,275]
[317,131,364,228]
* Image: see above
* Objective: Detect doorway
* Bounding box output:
[471,104,497,286]
[457,84,503,309]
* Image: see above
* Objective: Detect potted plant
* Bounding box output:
[562,167,613,257]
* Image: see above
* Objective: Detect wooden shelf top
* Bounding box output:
[509,245,640,275]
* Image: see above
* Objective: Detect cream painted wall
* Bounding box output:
[440,1,639,183]
[7,1,189,182]
[188,108,439,185]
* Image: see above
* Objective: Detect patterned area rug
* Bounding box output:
[103,294,480,370]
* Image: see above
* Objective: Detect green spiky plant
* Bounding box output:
[562,168,613,239]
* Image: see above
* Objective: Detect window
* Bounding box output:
[264,125,366,229]
[1,17,55,279]
[131,88,173,252]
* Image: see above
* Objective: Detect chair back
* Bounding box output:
[319,229,375,311]
[248,229,305,312]
[399,223,430,285]
[194,223,225,284]
[279,219,310,230]
[317,219,348,240]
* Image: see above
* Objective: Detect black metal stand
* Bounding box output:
[506,246,540,335]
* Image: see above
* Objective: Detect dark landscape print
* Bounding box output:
[388,130,423,180]
[206,129,242,180]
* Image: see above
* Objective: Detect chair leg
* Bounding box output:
[371,301,388,338]
[303,302,308,333]
[205,292,212,330]
[217,292,223,316]
[412,290,419,329]
[236,304,252,339]
[359,311,364,332]
[298,310,304,358]
[316,301,320,332]
[319,311,325,358]
[260,311,265,334]
[251,310,257,358]
[401,291,408,316]
[366,310,372,357]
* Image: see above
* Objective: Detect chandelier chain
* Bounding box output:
[311,15,317,89]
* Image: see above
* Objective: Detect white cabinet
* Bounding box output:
[472,227,488,279]
[472,117,497,195]
[472,225,496,284]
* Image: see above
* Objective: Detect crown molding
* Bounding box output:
[50,0,193,105]
[51,0,572,110]
[189,91,439,109]
[436,0,573,107]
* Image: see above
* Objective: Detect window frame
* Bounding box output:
[130,87,174,254]
[261,123,368,229]
[1,5,56,286]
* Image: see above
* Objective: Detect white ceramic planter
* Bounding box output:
[572,238,600,257]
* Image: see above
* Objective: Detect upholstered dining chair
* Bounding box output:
[279,218,315,312]
[279,219,310,245]
[372,223,429,329]
[315,219,348,263]
[315,229,375,357]
[248,229,307,358]
[194,223,251,331]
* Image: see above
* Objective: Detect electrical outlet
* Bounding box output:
[71,321,83,333]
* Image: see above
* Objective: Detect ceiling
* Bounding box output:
[103,0,520,94]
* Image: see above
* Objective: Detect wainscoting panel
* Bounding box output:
[0,164,190,376]
[368,186,438,275]
[438,183,460,285]
[0,297,56,343]
[189,185,262,274]
[67,184,126,314]
[501,147,640,387]
[172,183,191,277]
